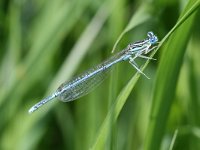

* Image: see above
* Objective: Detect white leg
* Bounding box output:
[146,46,158,53]
[133,49,146,59]
[137,55,156,60]
[129,59,150,79]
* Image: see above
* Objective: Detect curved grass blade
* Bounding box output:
[144,0,200,150]
[91,1,200,149]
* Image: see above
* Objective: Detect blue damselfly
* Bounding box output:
[28,31,158,113]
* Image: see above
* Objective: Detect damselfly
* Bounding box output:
[28,31,158,113]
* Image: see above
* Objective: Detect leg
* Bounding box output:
[129,59,150,79]
[137,54,156,60]
[133,49,146,59]
[146,46,158,53]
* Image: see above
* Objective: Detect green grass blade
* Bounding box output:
[91,0,200,150]
[144,0,200,150]
[90,72,141,150]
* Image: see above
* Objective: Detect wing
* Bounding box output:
[56,52,125,102]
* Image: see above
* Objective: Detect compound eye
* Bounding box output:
[151,36,158,44]
[151,38,155,43]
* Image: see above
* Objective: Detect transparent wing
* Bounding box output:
[57,67,110,102]
[56,51,125,102]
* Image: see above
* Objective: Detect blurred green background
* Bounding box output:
[0,0,200,150]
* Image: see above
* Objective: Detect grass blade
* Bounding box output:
[144,0,200,150]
